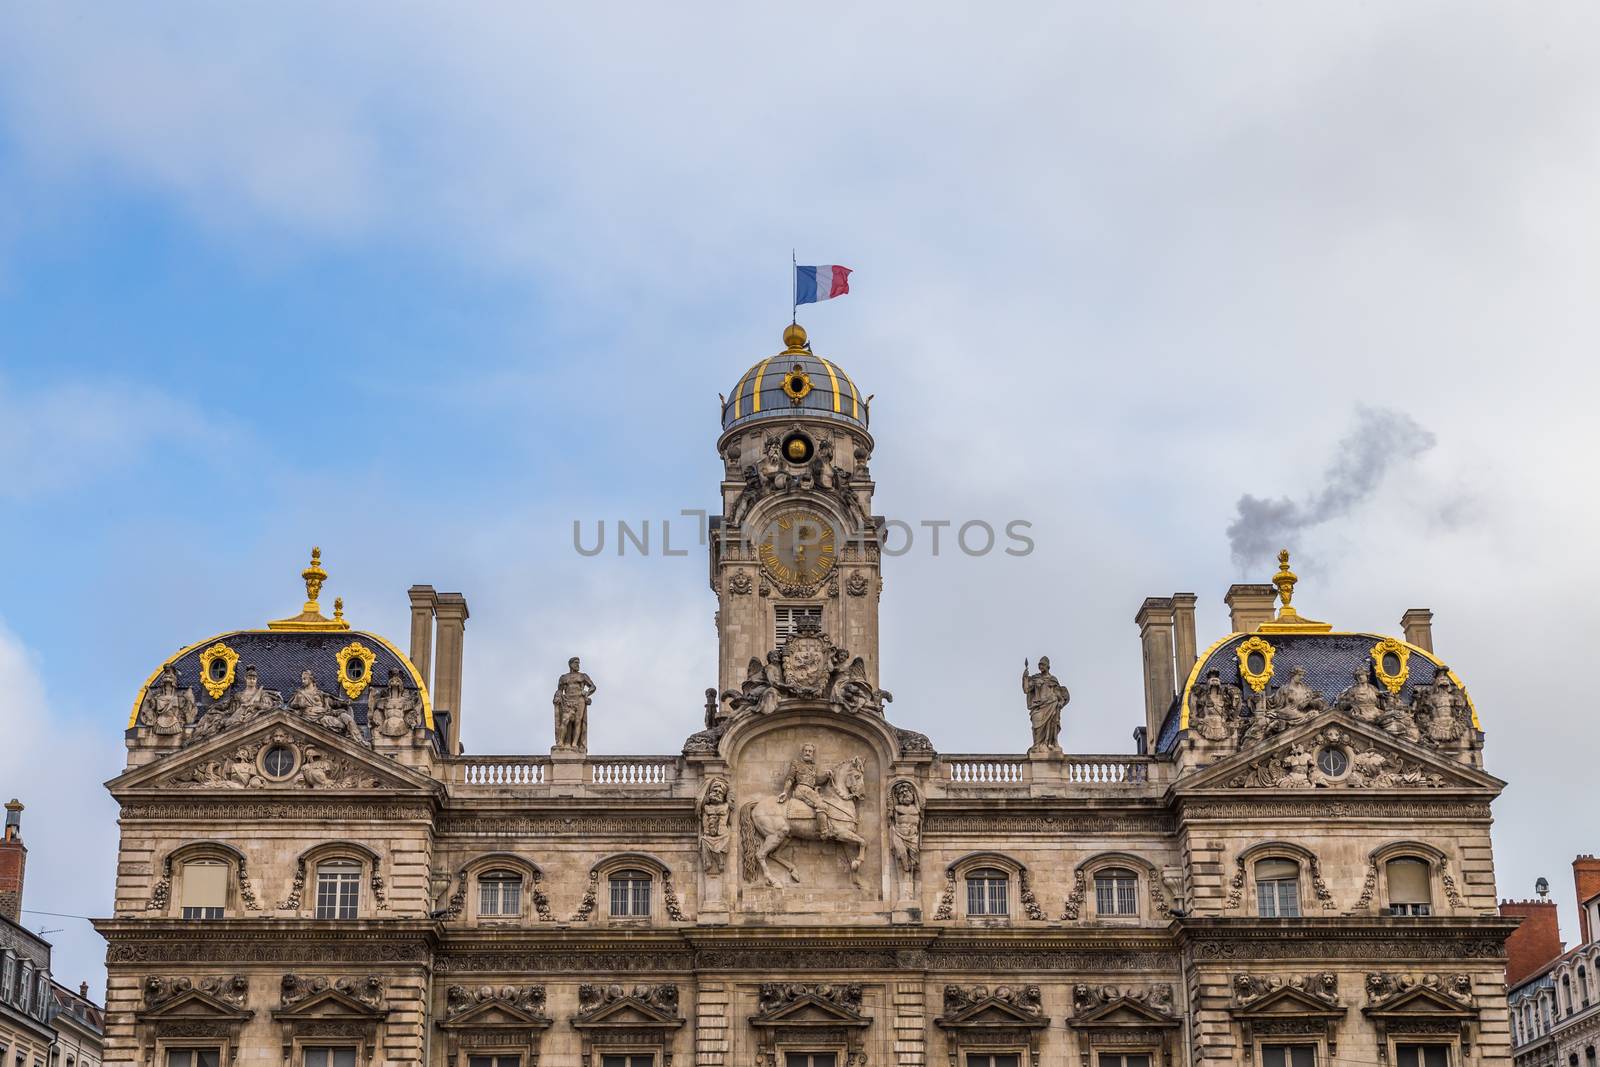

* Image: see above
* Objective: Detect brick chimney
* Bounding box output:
[407,585,438,690]
[1576,856,1600,944]
[1135,598,1177,748]
[0,799,25,922]
[1500,897,1563,987]
[434,592,469,755]
[1401,609,1434,652]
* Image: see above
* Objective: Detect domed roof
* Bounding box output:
[127,548,432,737]
[721,324,866,433]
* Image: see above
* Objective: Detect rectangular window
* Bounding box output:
[1097,1056,1151,1067]
[1395,1046,1448,1067]
[782,1055,837,1067]
[314,863,361,920]
[165,1051,221,1067]
[181,862,228,920]
[600,1057,655,1067]
[966,875,1009,917]
[1257,878,1300,918]
[609,874,652,917]
[774,605,823,645]
[302,1049,357,1067]
[468,1057,521,1067]
[1261,1047,1316,1067]
[479,877,522,918]
[967,1056,1021,1067]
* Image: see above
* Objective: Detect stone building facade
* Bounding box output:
[1506,859,1600,1067]
[97,325,1518,1067]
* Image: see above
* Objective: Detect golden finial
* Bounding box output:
[268,546,350,631]
[782,323,809,353]
[302,546,328,613]
[1257,547,1332,633]
[1272,548,1297,612]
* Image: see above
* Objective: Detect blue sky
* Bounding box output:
[2,2,1598,994]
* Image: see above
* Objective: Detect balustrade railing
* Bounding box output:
[1066,755,1151,784]
[943,756,1029,784]
[589,757,677,785]
[453,757,548,785]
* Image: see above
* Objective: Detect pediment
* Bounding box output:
[1231,987,1346,1019]
[137,990,253,1023]
[1177,714,1501,794]
[112,712,437,795]
[751,994,868,1028]
[573,998,684,1029]
[440,1002,552,1031]
[1071,1000,1178,1029]
[1365,986,1476,1020]
[273,988,387,1022]
[939,999,1049,1030]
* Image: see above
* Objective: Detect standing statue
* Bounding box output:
[552,657,597,752]
[698,778,733,875]
[139,666,197,737]
[1411,669,1468,747]
[728,465,765,527]
[1190,669,1243,742]
[886,780,924,874]
[1021,657,1069,755]
[739,745,868,889]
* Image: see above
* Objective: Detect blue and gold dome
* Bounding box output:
[721,324,866,433]
[127,548,433,738]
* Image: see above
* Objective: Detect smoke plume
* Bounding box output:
[1227,406,1437,570]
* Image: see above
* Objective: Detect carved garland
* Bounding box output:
[1224,854,1336,912]
[1062,870,1087,920]
[934,869,957,921]
[280,859,307,912]
[661,870,686,922]
[571,870,600,922]
[1018,866,1046,921]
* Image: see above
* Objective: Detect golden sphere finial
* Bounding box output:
[783,323,808,351]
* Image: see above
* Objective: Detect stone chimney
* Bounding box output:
[434,593,469,755]
[407,585,438,689]
[1401,609,1434,653]
[1224,583,1276,634]
[0,799,26,923]
[1172,593,1198,683]
[1135,598,1177,748]
[1576,856,1600,944]
[1499,897,1563,986]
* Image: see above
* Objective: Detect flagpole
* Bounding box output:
[791,249,797,326]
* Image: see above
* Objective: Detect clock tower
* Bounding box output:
[713,324,880,697]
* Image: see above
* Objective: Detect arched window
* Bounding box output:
[315,860,362,919]
[966,867,1010,917]
[180,860,229,920]
[478,870,523,919]
[1254,858,1300,917]
[609,869,652,918]
[1385,857,1432,916]
[1094,867,1138,916]
[1582,966,1591,1007]
[1565,974,1575,1015]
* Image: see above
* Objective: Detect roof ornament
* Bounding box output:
[1256,549,1332,634]
[267,546,351,631]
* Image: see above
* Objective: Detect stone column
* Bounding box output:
[1224,583,1276,634]
[434,593,469,755]
[1172,592,1199,682]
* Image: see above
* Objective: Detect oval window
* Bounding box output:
[345,658,365,681]
[1247,651,1266,674]
[262,745,296,778]
[1382,652,1402,676]
[1317,747,1349,777]
[209,658,228,681]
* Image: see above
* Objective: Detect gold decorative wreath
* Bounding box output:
[1235,636,1276,693]
[1369,637,1411,695]
[198,642,240,700]
[782,365,813,402]
[334,641,378,699]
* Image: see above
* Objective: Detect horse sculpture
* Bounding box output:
[739,756,868,889]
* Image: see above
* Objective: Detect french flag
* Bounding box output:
[795,264,852,305]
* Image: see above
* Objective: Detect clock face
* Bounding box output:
[758,510,838,587]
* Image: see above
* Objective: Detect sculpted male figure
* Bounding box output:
[369,668,421,738]
[1022,656,1069,754]
[140,666,196,736]
[887,780,923,874]
[698,778,732,875]
[778,744,836,838]
[1412,669,1467,746]
[552,657,597,751]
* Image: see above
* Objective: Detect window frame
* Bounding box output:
[777,1047,842,1067]
[299,1045,359,1067]
[963,1050,1024,1067]
[607,869,654,920]
[467,1057,523,1067]
[178,859,231,921]
[964,867,1012,920]
[1253,857,1303,918]
[1095,1054,1155,1067]
[1093,867,1140,918]
[314,860,363,920]
[1382,856,1435,917]
[1258,1044,1318,1067]
[158,1044,223,1067]
[476,869,525,922]
[1393,1042,1451,1067]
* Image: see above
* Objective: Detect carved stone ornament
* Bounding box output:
[936,984,1048,1067]
[886,779,924,875]
[1365,973,1473,1008]
[333,641,378,700]
[1228,972,1346,1058]
[367,668,423,739]
[287,668,368,745]
[273,974,387,1066]
[1362,971,1478,1058]
[438,984,552,1064]
[1071,984,1174,1018]
[445,984,549,1022]
[846,572,870,597]
[751,982,870,1067]
[571,984,684,1067]
[281,974,385,1011]
[1235,635,1276,693]
[896,727,934,755]
[552,657,596,753]
[187,665,283,746]
[728,569,754,596]
[167,730,385,791]
[198,644,240,701]
[1021,656,1068,755]
[739,743,869,889]
[139,666,199,737]
[144,975,251,1010]
[1190,669,1245,744]
[1225,724,1449,791]
[945,984,1043,1017]
[134,973,255,1067]
[722,618,890,720]
[1233,973,1340,1010]
[698,777,734,876]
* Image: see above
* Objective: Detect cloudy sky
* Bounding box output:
[2,3,1597,993]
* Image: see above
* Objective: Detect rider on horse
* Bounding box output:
[777,743,835,838]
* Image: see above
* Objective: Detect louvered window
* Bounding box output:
[774,605,822,645]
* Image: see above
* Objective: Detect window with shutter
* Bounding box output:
[181,862,228,919]
[1255,858,1301,918]
[1386,858,1432,916]
[774,605,822,644]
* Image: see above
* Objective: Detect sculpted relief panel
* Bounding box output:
[732,721,885,911]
